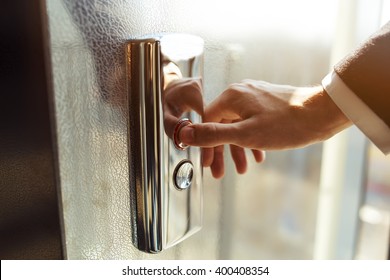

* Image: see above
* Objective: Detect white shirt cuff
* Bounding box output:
[322,71,390,155]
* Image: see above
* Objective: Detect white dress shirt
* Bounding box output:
[322,71,390,154]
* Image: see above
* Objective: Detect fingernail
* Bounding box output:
[179,126,195,144]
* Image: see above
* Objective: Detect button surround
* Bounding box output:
[173,118,192,150]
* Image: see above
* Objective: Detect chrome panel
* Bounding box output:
[126,34,203,253]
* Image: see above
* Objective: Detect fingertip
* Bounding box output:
[211,146,225,179]
[202,148,214,167]
[179,126,195,144]
[236,163,247,174]
[211,159,224,179]
[230,145,247,174]
[252,150,266,163]
[211,168,225,179]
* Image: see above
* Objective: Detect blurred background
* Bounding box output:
[1,0,389,259]
[190,0,390,259]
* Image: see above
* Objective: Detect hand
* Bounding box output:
[162,62,204,140]
[179,80,352,178]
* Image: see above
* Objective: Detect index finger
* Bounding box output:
[179,121,248,148]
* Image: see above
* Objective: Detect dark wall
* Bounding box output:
[0,0,63,259]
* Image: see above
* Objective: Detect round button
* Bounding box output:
[173,118,192,150]
[173,160,194,190]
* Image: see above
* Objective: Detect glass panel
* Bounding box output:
[198,0,338,259]
[222,147,323,259]
[354,0,390,261]
[355,145,390,259]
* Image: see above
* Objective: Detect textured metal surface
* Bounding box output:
[45,0,221,259]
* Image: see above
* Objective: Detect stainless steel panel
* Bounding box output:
[126,34,204,253]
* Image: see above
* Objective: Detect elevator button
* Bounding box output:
[173,160,194,190]
[173,118,192,150]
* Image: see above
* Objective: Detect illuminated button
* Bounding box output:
[173,160,194,190]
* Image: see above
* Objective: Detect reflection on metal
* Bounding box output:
[126,34,203,253]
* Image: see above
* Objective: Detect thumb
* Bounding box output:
[179,122,242,147]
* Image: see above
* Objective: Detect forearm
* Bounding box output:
[297,85,352,143]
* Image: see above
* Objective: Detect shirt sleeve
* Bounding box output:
[321,21,390,155]
[322,71,390,154]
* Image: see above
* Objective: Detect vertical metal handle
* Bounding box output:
[126,34,204,253]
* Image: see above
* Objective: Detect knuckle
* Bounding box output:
[225,83,244,94]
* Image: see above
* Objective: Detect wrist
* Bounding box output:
[299,86,352,142]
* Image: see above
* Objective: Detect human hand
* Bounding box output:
[179,80,352,178]
[162,62,204,144]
